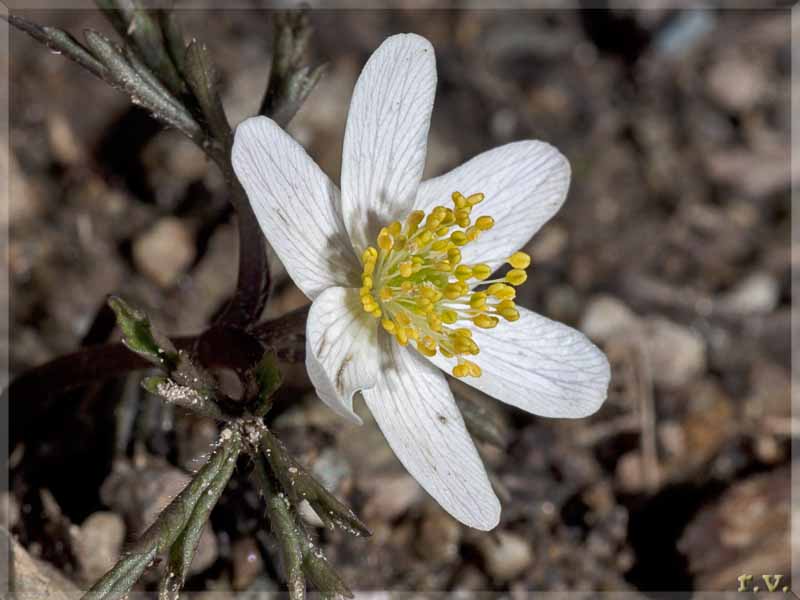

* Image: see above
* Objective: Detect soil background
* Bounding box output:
[6,5,794,596]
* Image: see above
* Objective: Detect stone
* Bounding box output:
[176,416,219,472]
[642,317,706,388]
[528,223,568,263]
[679,467,789,589]
[362,475,423,522]
[231,536,263,590]
[415,506,462,563]
[478,531,534,582]
[47,112,85,165]
[0,492,20,531]
[1,527,80,600]
[707,56,765,113]
[615,451,644,494]
[132,217,195,288]
[719,271,780,316]
[580,295,640,342]
[71,511,125,585]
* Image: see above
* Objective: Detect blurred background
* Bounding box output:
[7,5,793,595]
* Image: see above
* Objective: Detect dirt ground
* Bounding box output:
[6,6,793,596]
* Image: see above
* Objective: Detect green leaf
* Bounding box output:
[108,296,176,369]
[303,549,353,599]
[252,454,306,600]
[83,30,202,143]
[81,546,157,600]
[184,40,232,149]
[95,0,185,96]
[158,10,187,75]
[260,429,370,537]
[83,428,241,599]
[253,350,283,417]
[160,430,241,595]
[252,450,354,600]
[260,10,326,127]
[5,15,108,79]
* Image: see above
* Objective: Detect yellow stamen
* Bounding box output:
[358,190,531,378]
[505,269,527,286]
[508,251,531,270]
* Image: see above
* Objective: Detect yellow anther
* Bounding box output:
[505,269,528,286]
[418,343,437,357]
[499,306,520,321]
[440,208,455,226]
[447,248,462,264]
[443,282,465,300]
[434,261,452,272]
[487,283,516,300]
[363,261,375,276]
[455,208,471,227]
[470,292,487,309]
[358,190,523,373]
[474,314,500,329]
[497,299,516,311]
[472,264,491,280]
[475,215,494,231]
[450,231,468,246]
[396,328,408,345]
[453,360,481,378]
[441,309,458,324]
[377,228,393,252]
[362,246,377,262]
[417,297,433,310]
[508,251,531,270]
[452,363,469,378]
[418,336,437,356]
[388,221,402,236]
[420,287,440,301]
[453,337,476,355]
[454,265,473,281]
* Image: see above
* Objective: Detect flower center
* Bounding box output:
[359,191,531,378]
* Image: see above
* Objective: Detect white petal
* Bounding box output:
[306,287,381,424]
[415,141,570,271]
[362,336,500,530]
[427,307,610,418]
[232,116,360,300]
[341,33,437,252]
[305,338,362,425]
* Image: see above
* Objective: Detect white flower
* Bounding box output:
[232,33,610,530]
